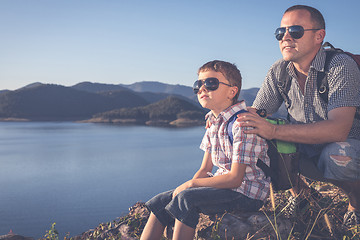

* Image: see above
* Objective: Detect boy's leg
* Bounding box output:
[165,187,264,229]
[173,219,196,240]
[140,213,166,240]
[145,190,176,227]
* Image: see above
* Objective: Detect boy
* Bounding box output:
[140,60,270,240]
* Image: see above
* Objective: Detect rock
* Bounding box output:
[195,211,292,239]
[73,202,150,240]
[0,231,33,240]
[71,201,293,239]
[73,202,291,240]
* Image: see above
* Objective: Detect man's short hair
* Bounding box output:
[285,5,325,30]
[198,60,242,103]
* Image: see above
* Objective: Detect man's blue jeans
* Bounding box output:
[299,138,360,181]
[145,187,264,229]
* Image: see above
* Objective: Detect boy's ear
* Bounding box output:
[229,86,238,100]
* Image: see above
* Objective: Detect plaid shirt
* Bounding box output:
[200,101,270,201]
[253,47,360,140]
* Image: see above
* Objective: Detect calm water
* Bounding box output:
[0,122,205,238]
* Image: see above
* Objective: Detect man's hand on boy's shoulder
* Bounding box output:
[205,107,260,129]
[236,110,276,140]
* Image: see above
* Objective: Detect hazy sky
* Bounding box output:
[0,0,359,91]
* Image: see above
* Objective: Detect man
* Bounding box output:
[238,5,360,227]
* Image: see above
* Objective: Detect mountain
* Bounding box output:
[72,82,129,93]
[72,81,193,99]
[21,82,44,89]
[91,96,207,126]
[0,81,270,123]
[71,81,259,106]
[122,81,194,99]
[0,84,148,121]
[72,81,196,105]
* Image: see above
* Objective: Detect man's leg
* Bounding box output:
[307,140,360,226]
[329,178,360,211]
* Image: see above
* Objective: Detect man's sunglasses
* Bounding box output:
[193,77,232,94]
[275,25,321,41]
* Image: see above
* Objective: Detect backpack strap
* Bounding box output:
[277,61,292,110]
[226,110,273,178]
[317,49,336,103]
[226,109,248,145]
[320,42,360,120]
[279,42,360,120]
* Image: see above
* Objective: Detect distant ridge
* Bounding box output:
[21,82,44,89]
[72,82,129,93]
[122,81,194,99]
[0,81,279,124]
[0,84,148,121]
[90,96,207,126]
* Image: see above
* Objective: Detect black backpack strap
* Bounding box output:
[277,61,292,108]
[317,49,336,103]
[226,109,273,181]
[227,109,248,144]
[320,42,360,120]
[256,153,272,178]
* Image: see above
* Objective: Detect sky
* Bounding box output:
[0,0,359,91]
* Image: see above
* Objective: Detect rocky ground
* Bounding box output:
[1,181,359,240]
[68,181,360,240]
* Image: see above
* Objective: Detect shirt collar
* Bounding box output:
[286,47,326,75]
[205,100,247,124]
[311,47,327,72]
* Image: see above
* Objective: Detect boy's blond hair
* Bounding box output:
[198,60,242,104]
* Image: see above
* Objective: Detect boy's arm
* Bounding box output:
[192,151,213,179]
[172,151,246,198]
[190,162,246,189]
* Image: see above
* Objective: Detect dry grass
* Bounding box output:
[264,179,360,240]
[58,179,359,240]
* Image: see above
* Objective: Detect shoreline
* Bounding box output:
[0,118,205,127]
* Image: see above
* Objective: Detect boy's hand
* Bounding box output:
[237,111,276,140]
[172,180,193,198]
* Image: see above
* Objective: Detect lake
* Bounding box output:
[0,122,205,238]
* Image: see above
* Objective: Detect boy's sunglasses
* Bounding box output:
[193,77,232,94]
[275,25,321,41]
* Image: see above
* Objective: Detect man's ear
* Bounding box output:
[316,29,326,43]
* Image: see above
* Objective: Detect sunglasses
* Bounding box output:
[193,77,232,94]
[275,25,321,41]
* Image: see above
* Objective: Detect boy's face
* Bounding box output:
[197,70,236,117]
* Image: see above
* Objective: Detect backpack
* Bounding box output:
[278,42,360,120]
[227,110,299,191]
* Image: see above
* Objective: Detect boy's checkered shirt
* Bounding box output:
[200,101,270,201]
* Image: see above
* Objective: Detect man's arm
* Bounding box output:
[238,106,356,144]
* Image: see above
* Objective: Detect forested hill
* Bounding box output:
[0,81,265,125]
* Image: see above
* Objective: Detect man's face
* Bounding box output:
[279,9,322,65]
